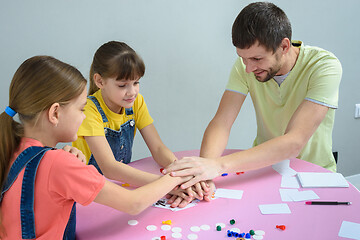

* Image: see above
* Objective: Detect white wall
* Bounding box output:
[0,0,359,176]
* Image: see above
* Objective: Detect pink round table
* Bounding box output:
[76,150,360,239]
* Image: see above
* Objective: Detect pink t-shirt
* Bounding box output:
[2,138,105,239]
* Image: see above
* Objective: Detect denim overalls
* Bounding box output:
[87,96,135,174]
[0,146,76,240]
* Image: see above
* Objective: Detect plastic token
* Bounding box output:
[255,230,265,236]
[200,224,210,230]
[216,223,226,228]
[146,225,157,231]
[190,226,201,232]
[253,235,264,239]
[187,233,198,240]
[172,227,182,233]
[172,232,182,239]
[127,220,138,226]
[161,225,171,231]
[230,227,240,233]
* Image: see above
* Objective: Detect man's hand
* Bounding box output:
[164,157,221,189]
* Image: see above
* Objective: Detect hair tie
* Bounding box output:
[5,106,17,117]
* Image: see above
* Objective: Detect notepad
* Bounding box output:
[297,172,349,188]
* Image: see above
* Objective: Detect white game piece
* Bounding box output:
[151,238,161,240]
[230,227,240,233]
[253,235,264,239]
[200,224,210,230]
[216,223,226,228]
[190,226,201,232]
[187,233,198,240]
[172,227,182,233]
[172,232,182,239]
[161,225,171,231]
[255,230,266,236]
[146,225,157,231]
[127,220,138,226]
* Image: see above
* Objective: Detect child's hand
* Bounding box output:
[187,180,215,201]
[62,145,86,164]
[165,190,194,208]
[203,180,216,202]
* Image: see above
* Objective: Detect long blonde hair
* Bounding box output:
[0,56,86,234]
[89,41,145,95]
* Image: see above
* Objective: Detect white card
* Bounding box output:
[281,176,300,188]
[259,203,291,214]
[338,221,360,239]
[290,190,319,202]
[279,189,298,202]
[272,160,297,177]
[214,188,243,200]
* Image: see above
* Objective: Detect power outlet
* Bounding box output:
[355,104,360,119]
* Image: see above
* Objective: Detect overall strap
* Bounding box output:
[0,146,52,239]
[1,146,51,201]
[125,107,133,115]
[88,96,108,123]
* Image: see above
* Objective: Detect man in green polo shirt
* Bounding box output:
[164,2,342,188]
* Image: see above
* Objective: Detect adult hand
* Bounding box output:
[163,157,221,189]
[62,145,86,164]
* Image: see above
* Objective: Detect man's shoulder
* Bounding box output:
[301,44,339,62]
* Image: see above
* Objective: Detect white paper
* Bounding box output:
[290,190,319,202]
[279,189,298,202]
[214,188,243,200]
[281,176,300,188]
[297,172,349,188]
[279,189,319,202]
[338,221,360,239]
[258,203,291,214]
[272,159,297,177]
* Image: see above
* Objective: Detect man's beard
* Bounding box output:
[254,66,280,82]
[255,52,282,83]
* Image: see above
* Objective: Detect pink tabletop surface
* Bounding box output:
[76,150,360,239]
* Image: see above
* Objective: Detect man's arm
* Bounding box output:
[200,90,246,158]
[165,99,329,188]
[219,99,329,172]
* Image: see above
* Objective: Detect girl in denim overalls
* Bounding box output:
[0,56,191,239]
[72,41,207,206]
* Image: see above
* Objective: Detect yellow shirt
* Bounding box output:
[72,90,153,163]
[226,41,342,172]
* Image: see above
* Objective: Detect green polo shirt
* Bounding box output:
[226,41,342,172]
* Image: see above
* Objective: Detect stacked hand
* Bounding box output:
[163,156,221,208]
[164,157,221,189]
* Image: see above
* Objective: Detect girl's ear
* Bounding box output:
[94,73,105,89]
[48,102,60,127]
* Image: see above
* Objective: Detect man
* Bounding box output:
[164,2,342,188]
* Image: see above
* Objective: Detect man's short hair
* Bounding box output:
[232,2,292,52]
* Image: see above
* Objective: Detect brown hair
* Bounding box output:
[89,41,145,95]
[232,2,292,53]
[0,56,86,234]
